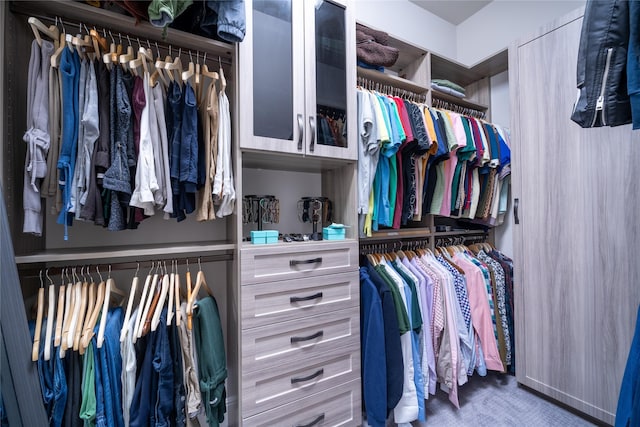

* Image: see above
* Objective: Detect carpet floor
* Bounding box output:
[369,373,601,426]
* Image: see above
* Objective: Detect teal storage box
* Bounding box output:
[265,230,278,244]
[323,226,346,240]
[250,230,266,244]
[251,230,279,244]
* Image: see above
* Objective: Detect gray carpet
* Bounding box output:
[369,373,599,426]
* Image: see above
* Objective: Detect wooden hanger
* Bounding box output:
[72,268,90,351]
[187,259,214,329]
[120,263,140,343]
[130,42,152,77]
[167,261,176,326]
[90,28,107,56]
[54,269,66,348]
[50,19,67,68]
[66,268,83,351]
[80,267,106,349]
[43,270,56,361]
[97,266,125,348]
[60,269,75,356]
[165,49,183,87]
[150,42,168,88]
[140,275,162,336]
[118,34,134,71]
[181,50,195,88]
[28,17,59,47]
[31,271,45,362]
[79,276,96,355]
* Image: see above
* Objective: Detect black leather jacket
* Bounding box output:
[571,0,632,127]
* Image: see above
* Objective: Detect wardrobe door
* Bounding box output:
[303,0,357,161]
[239,0,306,155]
[511,9,640,425]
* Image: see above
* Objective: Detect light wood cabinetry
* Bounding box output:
[510,8,640,425]
[237,242,361,424]
[238,0,356,161]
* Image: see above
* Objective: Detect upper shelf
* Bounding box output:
[10,0,235,61]
[357,67,429,94]
[14,241,235,265]
[431,49,509,87]
[431,88,489,111]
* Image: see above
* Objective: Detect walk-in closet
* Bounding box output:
[2,1,640,426]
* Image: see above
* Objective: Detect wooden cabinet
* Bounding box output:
[239,0,356,161]
[510,8,640,425]
[237,241,361,424]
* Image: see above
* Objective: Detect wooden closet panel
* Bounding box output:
[511,9,640,425]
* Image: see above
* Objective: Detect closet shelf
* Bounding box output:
[10,0,234,60]
[14,241,235,265]
[431,88,489,111]
[357,67,428,94]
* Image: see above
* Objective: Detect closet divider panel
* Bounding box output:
[511,8,640,425]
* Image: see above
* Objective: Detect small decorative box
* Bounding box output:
[322,224,346,240]
[251,230,279,244]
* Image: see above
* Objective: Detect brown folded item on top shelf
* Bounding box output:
[356,23,390,46]
[357,29,399,67]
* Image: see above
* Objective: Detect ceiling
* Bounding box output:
[409,0,493,25]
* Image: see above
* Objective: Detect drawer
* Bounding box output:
[240,241,358,284]
[242,379,362,427]
[241,349,360,417]
[242,309,360,373]
[241,271,359,329]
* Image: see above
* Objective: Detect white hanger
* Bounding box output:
[132,262,154,344]
[167,261,175,326]
[60,269,74,357]
[120,263,140,342]
[73,267,89,351]
[174,263,181,327]
[31,271,45,362]
[44,270,55,361]
[151,263,170,331]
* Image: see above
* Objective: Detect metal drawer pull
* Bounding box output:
[297,114,304,151]
[295,414,325,427]
[289,257,322,267]
[309,115,316,152]
[290,368,324,384]
[290,330,323,343]
[290,292,323,303]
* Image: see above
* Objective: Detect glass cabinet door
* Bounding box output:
[305,0,356,160]
[241,0,305,155]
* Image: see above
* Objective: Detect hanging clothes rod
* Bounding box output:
[431,96,486,119]
[10,3,233,66]
[18,254,233,278]
[357,75,428,103]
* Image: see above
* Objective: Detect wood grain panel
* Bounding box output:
[242,308,359,373]
[240,240,358,284]
[241,347,360,417]
[242,379,361,426]
[241,271,358,329]
[512,8,640,425]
